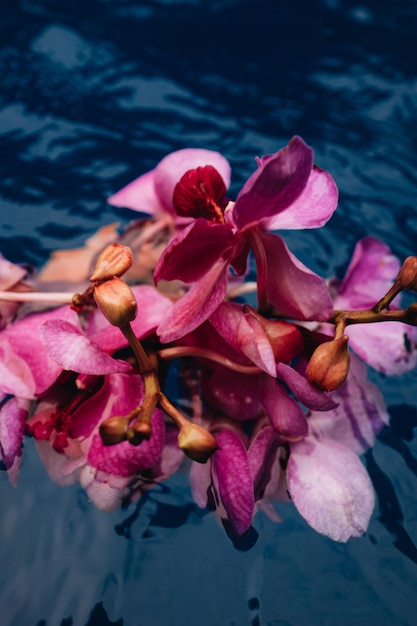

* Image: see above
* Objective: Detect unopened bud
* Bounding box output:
[90,244,133,282]
[94,277,138,327]
[306,335,350,392]
[99,416,129,445]
[177,422,218,463]
[397,256,417,292]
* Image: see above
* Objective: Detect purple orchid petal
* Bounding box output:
[109,148,231,216]
[333,236,400,310]
[287,436,375,542]
[41,319,132,375]
[70,372,144,438]
[157,260,229,343]
[0,397,29,485]
[0,306,80,397]
[87,408,165,477]
[212,428,255,536]
[87,285,172,352]
[309,353,389,454]
[264,165,338,230]
[209,302,276,375]
[261,378,309,439]
[259,232,333,321]
[232,137,313,229]
[276,362,338,411]
[154,219,233,284]
[247,422,282,502]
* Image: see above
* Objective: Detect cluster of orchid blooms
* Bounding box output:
[1,136,417,543]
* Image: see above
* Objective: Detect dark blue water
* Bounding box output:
[1,1,417,624]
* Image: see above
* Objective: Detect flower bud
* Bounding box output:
[90,244,133,282]
[397,256,417,292]
[306,336,350,392]
[99,416,129,445]
[94,277,138,327]
[177,422,218,463]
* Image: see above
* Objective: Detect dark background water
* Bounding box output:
[1,1,417,624]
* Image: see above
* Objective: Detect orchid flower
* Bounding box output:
[27,372,183,511]
[150,137,338,342]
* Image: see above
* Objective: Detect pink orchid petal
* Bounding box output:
[108,169,165,214]
[87,285,172,352]
[157,260,229,343]
[333,236,400,310]
[87,408,165,477]
[40,319,132,375]
[209,302,276,375]
[233,136,313,229]
[154,219,233,284]
[260,232,333,321]
[109,148,231,216]
[0,306,80,396]
[212,428,255,536]
[264,166,338,230]
[309,353,389,454]
[0,397,29,485]
[70,372,144,438]
[261,378,308,439]
[287,437,375,542]
[237,312,277,376]
[276,362,338,411]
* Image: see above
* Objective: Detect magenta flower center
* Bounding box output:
[173,165,227,222]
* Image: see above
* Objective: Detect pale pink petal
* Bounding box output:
[264,166,338,230]
[346,322,417,376]
[0,342,36,398]
[287,437,375,542]
[333,236,400,310]
[79,464,131,511]
[309,353,389,454]
[108,169,165,214]
[157,260,229,343]
[40,319,131,375]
